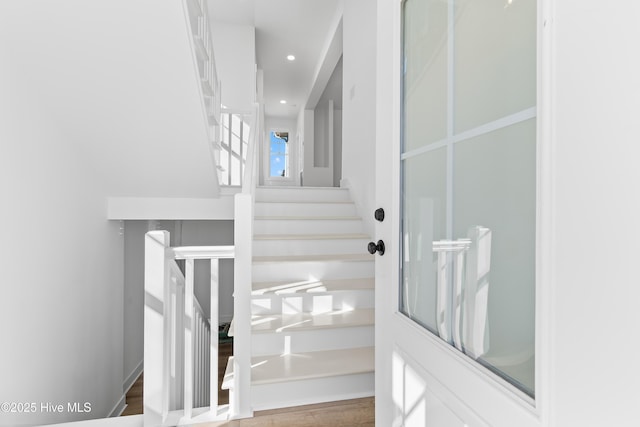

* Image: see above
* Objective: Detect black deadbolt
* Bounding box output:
[374,208,385,222]
[367,240,385,256]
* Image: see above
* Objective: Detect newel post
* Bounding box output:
[232,194,253,419]
[144,231,170,426]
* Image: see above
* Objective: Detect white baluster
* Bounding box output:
[205,324,210,406]
[436,249,450,342]
[210,259,219,412]
[195,310,201,407]
[184,259,195,419]
[452,249,465,351]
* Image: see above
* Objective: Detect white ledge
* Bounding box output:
[107,196,237,220]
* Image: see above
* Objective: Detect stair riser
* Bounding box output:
[256,188,351,203]
[251,290,375,315]
[252,326,374,356]
[252,260,374,283]
[254,219,364,234]
[255,202,357,217]
[250,373,374,411]
[253,238,370,257]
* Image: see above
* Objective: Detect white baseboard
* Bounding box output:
[47,414,143,427]
[123,360,143,394]
[108,393,127,418]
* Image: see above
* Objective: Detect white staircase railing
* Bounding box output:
[184,0,223,182]
[231,101,262,419]
[165,261,211,413]
[144,231,234,426]
[192,293,211,409]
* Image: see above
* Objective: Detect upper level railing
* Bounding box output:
[184,0,222,181]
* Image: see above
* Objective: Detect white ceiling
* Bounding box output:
[208,0,342,119]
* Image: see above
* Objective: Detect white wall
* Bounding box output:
[0,53,125,426]
[211,21,256,112]
[302,108,333,187]
[333,110,343,187]
[122,221,148,391]
[0,0,225,424]
[342,0,377,235]
[548,2,640,425]
[315,55,343,187]
[313,102,333,167]
[0,1,221,200]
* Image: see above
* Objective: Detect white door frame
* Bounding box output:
[374,0,555,425]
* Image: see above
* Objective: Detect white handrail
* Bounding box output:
[171,245,235,260]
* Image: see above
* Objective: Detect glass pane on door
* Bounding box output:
[401,148,447,334]
[402,0,448,152]
[453,118,536,395]
[454,0,537,133]
[400,0,536,398]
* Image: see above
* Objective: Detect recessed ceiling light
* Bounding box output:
[280,100,287,104]
[287,55,296,61]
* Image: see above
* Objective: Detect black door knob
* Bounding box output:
[367,240,385,256]
[374,208,385,222]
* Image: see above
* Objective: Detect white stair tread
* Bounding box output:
[252,278,375,294]
[256,200,355,204]
[222,346,374,388]
[254,233,369,241]
[251,308,374,333]
[254,253,372,263]
[257,186,348,190]
[254,216,362,220]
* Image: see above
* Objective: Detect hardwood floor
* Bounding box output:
[194,398,375,427]
[121,342,233,417]
[218,342,232,405]
[120,341,374,425]
[121,373,143,416]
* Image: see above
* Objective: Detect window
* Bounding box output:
[269,131,289,178]
[220,112,250,186]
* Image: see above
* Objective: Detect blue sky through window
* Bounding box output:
[269,131,288,177]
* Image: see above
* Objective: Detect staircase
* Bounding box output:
[224,186,375,411]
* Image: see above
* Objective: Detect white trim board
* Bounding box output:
[107,394,127,418]
[107,197,235,220]
[123,360,143,395]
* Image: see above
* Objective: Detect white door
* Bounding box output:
[374,0,546,426]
